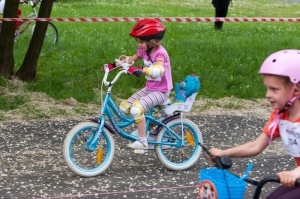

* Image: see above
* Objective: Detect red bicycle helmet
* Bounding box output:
[129,18,166,41]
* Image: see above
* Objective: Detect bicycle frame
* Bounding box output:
[85,68,184,152]
[16,0,38,35]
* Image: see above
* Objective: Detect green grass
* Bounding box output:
[8,0,300,106]
[0,95,27,111]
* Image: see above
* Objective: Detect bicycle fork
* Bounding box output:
[85,116,105,152]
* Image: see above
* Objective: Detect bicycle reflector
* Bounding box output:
[186,131,195,147]
[96,148,103,165]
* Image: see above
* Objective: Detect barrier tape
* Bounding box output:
[1,17,300,22]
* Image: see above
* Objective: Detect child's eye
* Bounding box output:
[270,87,278,91]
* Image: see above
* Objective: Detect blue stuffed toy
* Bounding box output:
[174,74,201,103]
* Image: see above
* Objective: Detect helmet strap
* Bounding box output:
[146,47,154,63]
[279,84,298,114]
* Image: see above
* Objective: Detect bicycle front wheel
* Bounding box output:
[155,118,203,170]
[31,22,58,45]
[63,122,115,177]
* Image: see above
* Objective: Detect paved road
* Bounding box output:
[0,115,294,199]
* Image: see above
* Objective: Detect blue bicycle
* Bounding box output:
[63,60,203,177]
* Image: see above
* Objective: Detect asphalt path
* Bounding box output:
[0,115,295,199]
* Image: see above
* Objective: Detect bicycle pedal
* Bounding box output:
[131,149,149,154]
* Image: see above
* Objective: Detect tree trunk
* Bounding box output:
[0,0,19,79]
[16,0,54,81]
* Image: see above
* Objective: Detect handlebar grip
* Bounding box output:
[133,69,143,77]
[295,179,300,186]
[214,156,232,169]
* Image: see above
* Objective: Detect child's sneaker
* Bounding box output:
[127,139,148,150]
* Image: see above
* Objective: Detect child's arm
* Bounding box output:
[103,54,140,71]
[117,54,140,66]
[143,57,165,79]
[209,132,269,158]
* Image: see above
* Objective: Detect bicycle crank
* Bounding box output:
[131,149,152,154]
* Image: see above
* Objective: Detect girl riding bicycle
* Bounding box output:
[209,49,300,199]
[104,18,173,150]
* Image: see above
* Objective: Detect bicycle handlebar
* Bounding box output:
[198,142,232,169]
[23,0,38,7]
[252,174,300,199]
[102,64,127,87]
[102,58,135,87]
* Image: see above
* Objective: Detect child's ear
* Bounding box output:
[149,39,161,46]
[294,84,300,95]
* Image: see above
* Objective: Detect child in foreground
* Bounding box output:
[209,49,300,199]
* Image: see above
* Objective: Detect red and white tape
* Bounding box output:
[1,17,300,22]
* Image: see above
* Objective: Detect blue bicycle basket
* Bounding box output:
[198,162,254,199]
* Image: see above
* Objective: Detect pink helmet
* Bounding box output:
[259,49,300,84]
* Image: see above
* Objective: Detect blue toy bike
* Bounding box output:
[63,60,203,177]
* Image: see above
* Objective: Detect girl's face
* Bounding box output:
[263,75,292,110]
[135,38,148,52]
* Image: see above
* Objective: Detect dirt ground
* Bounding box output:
[0,79,272,122]
[0,111,290,199]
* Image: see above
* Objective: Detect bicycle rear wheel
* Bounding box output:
[63,122,115,177]
[31,22,58,45]
[155,118,203,170]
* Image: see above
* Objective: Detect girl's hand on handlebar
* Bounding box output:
[277,169,300,187]
[128,67,143,77]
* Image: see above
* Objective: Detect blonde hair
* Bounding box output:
[147,39,162,47]
[281,76,300,92]
[296,82,300,92]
